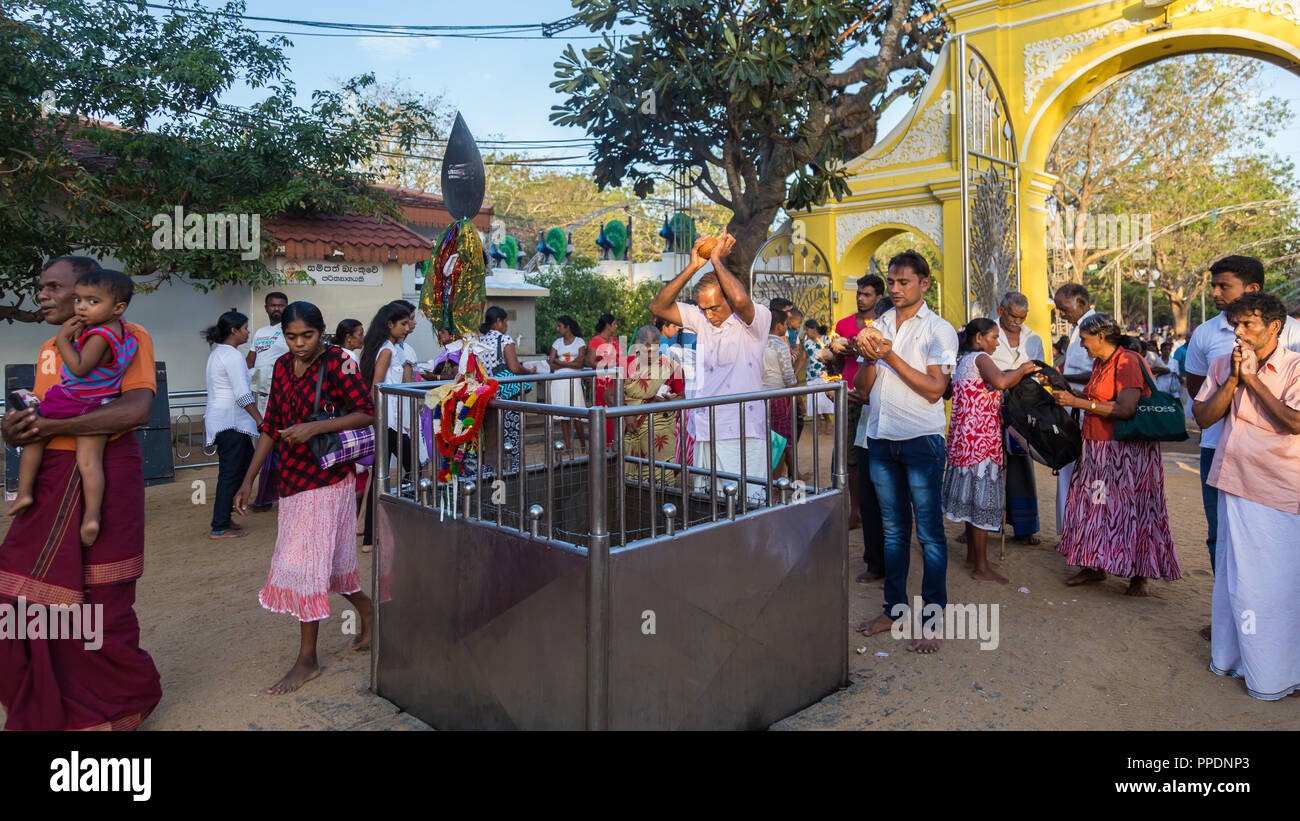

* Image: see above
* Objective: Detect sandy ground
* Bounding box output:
[3,430,1295,730]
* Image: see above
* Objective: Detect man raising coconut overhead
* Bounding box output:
[650,231,772,502]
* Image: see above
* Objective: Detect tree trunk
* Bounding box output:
[722,206,782,290]
[1168,298,1189,337]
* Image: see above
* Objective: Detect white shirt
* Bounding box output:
[864,303,959,441]
[552,336,585,369]
[204,344,259,444]
[250,323,288,371]
[991,323,1045,370]
[1185,312,1300,448]
[1062,308,1097,380]
[676,301,772,441]
[379,339,413,432]
[761,334,797,390]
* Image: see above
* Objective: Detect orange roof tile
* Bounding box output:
[263,213,433,265]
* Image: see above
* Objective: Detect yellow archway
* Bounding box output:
[798,0,1300,343]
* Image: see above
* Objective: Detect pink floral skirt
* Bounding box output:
[1057,438,1180,581]
[259,478,361,621]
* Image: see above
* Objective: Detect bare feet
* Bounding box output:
[346,592,373,651]
[964,558,1000,571]
[266,661,321,694]
[955,532,968,545]
[360,544,372,554]
[1065,568,1106,586]
[7,494,34,517]
[1013,534,1041,545]
[907,637,941,654]
[856,613,896,637]
[1199,623,1212,641]
[856,570,884,584]
[971,566,1010,584]
[80,518,100,547]
[1125,577,1150,597]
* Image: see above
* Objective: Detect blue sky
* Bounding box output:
[215,1,1300,183]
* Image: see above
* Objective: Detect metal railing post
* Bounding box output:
[586,405,610,731]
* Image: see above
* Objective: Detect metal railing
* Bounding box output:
[372,368,848,549]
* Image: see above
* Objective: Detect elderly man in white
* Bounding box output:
[992,291,1046,545]
[1051,282,1096,535]
[650,231,772,504]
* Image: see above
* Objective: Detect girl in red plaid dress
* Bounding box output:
[234,302,376,695]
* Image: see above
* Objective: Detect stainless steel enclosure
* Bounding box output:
[372,371,848,730]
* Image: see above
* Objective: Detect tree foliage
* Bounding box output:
[1047,54,1298,332]
[1,0,436,322]
[527,255,664,346]
[551,0,945,277]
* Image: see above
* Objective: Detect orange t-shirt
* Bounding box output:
[32,320,157,451]
[1081,347,1151,441]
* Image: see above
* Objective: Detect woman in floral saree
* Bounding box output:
[622,326,690,484]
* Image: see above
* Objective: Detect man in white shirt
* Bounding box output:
[1184,255,1300,578]
[247,291,289,414]
[1051,283,1096,535]
[246,291,287,509]
[991,291,1046,545]
[650,231,771,503]
[853,250,958,654]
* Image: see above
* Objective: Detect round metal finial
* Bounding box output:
[723,482,738,521]
[527,504,544,538]
[662,502,678,537]
[503,441,515,453]
[775,476,791,504]
[418,477,434,505]
[459,479,475,518]
[554,440,567,452]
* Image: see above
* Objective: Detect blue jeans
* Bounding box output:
[1200,447,1218,569]
[868,435,948,616]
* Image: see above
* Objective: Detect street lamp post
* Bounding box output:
[1146,268,1160,336]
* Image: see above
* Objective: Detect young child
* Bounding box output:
[801,320,835,426]
[941,318,1036,583]
[9,269,138,547]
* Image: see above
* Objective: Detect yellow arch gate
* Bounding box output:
[796,0,1300,341]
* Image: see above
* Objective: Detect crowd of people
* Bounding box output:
[2,241,1297,731]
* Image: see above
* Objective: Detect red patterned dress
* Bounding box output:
[942,352,1005,531]
[1057,348,1180,580]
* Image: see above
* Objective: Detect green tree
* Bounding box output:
[1047,54,1298,333]
[527,255,663,346]
[551,0,945,277]
[1,0,436,322]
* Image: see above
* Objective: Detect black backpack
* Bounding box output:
[1001,361,1082,471]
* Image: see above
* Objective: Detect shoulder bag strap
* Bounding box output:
[312,356,325,416]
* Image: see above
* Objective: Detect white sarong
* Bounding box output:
[1210,492,1300,700]
[693,438,771,506]
[1055,460,1074,536]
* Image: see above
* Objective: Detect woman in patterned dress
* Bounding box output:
[942,318,1037,583]
[234,301,376,694]
[1052,313,1181,595]
[479,306,537,475]
[622,325,686,484]
[801,320,835,424]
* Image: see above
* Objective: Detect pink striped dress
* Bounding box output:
[1057,348,1180,580]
